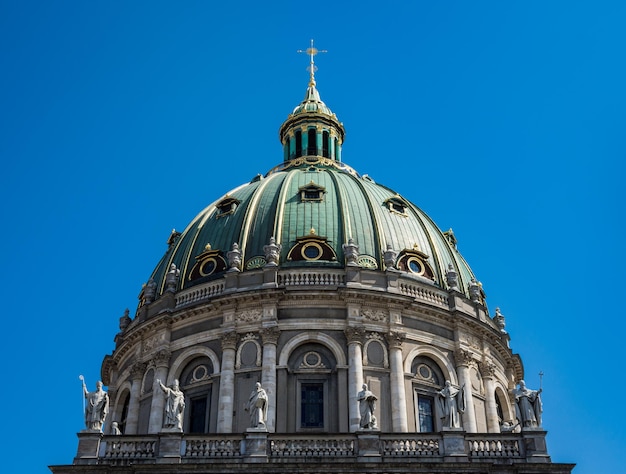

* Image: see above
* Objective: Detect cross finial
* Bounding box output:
[297,39,327,87]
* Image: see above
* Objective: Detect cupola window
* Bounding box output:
[384,196,408,216]
[322,131,330,157]
[287,230,337,262]
[307,128,317,155]
[396,246,435,280]
[215,196,240,218]
[295,130,302,158]
[299,181,326,202]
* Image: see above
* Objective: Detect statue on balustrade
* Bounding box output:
[513,380,543,428]
[247,382,268,429]
[357,383,378,429]
[437,380,465,429]
[157,379,185,431]
[82,380,109,432]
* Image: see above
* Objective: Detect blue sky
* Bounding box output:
[1,2,624,473]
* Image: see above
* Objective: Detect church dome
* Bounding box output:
[145,83,478,302]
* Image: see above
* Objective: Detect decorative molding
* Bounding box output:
[130,362,147,380]
[152,349,171,368]
[363,332,389,368]
[455,348,476,368]
[361,308,387,322]
[235,333,262,369]
[237,308,262,323]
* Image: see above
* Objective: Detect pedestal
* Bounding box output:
[244,430,268,462]
[74,432,102,465]
[157,432,182,463]
[442,429,468,462]
[522,429,551,463]
[357,432,381,462]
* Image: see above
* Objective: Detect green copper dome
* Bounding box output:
[145,84,479,300]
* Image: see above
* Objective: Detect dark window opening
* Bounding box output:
[304,190,322,200]
[322,131,330,157]
[189,396,209,433]
[120,395,130,434]
[417,395,434,432]
[301,383,324,428]
[307,129,317,155]
[285,137,291,159]
[295,131,302,158]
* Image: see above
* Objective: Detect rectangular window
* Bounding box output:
[417,395,434,432]
[301,383,324,428]
[189,395,208,433]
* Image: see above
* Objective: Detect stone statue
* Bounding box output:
[500,420,519,433]
[110,421,122,435]
[436,381,465,428]
[357,383,378,429]
[83,381,109,432]
[247,382,268,429]
[445,263,459,291]
[165,264,180,293]
[513,380,542,428]
[494,307,507,333]
[342,238,359,266]
[383,244,397,270]
[227,242,242,272]
[157,379,185,431]
[263,236,281,266]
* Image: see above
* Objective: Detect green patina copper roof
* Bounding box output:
[148,84,477,298]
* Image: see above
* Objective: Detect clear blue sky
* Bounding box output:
[1,2,624,473]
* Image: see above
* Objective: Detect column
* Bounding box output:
[125,362,146,435]
[455,349,477,433]
[148,350,171,433]
[481,362,500,433]
[217,331,238,433]
[386,331,408,432]
[345,327,364,432]
[260,326,280,432]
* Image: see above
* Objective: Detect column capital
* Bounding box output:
[260,326,281,345]
[221,331,239,350]
[130,362,147,380]
[386,331,406,349]
[151,350,171,368]
[479,360,496,378]
[344,327,365,345]
[455,348,476,368]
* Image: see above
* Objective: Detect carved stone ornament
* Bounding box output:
[479,361,496,378]
[263,236,281,266]
[119,308,132,332]
[494,307,507,333]
[468,278,481,303]
[361,308,387,322]
[236,334,262,369]
[152,349,171,368]
[383,244,397,270]
[385,331,406,349]
[143,333,166,354]
[342,238,360,266]
[165,263,181,293]
[237,309,263,323]
[221,331,239,350]
[445,263,459,291]
[299,351,326,369]
[227,242,242,272]
[459,332,481,351]
[363,333,389,368]
[143,279,157,304]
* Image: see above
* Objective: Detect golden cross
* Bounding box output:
[297,39,327,87]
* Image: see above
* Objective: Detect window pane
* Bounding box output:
[301,383,324,428]
[190,396,208,433]
[418,396,434,432]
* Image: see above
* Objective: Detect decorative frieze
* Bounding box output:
[237,308,262,323]
[361,308,387,322]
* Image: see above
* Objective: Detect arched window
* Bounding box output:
[411,356,446,432]
[119,393,130,434]
[180,357,214,433]
[307,128,317,155]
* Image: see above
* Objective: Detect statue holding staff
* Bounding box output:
[513,379,543,428]
[436,380,465,429]
[81,378,109,432]
[157,379,185,431]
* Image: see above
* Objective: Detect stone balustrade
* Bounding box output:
[74,431,549,466]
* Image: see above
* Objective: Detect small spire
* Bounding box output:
[297,39,327,87]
